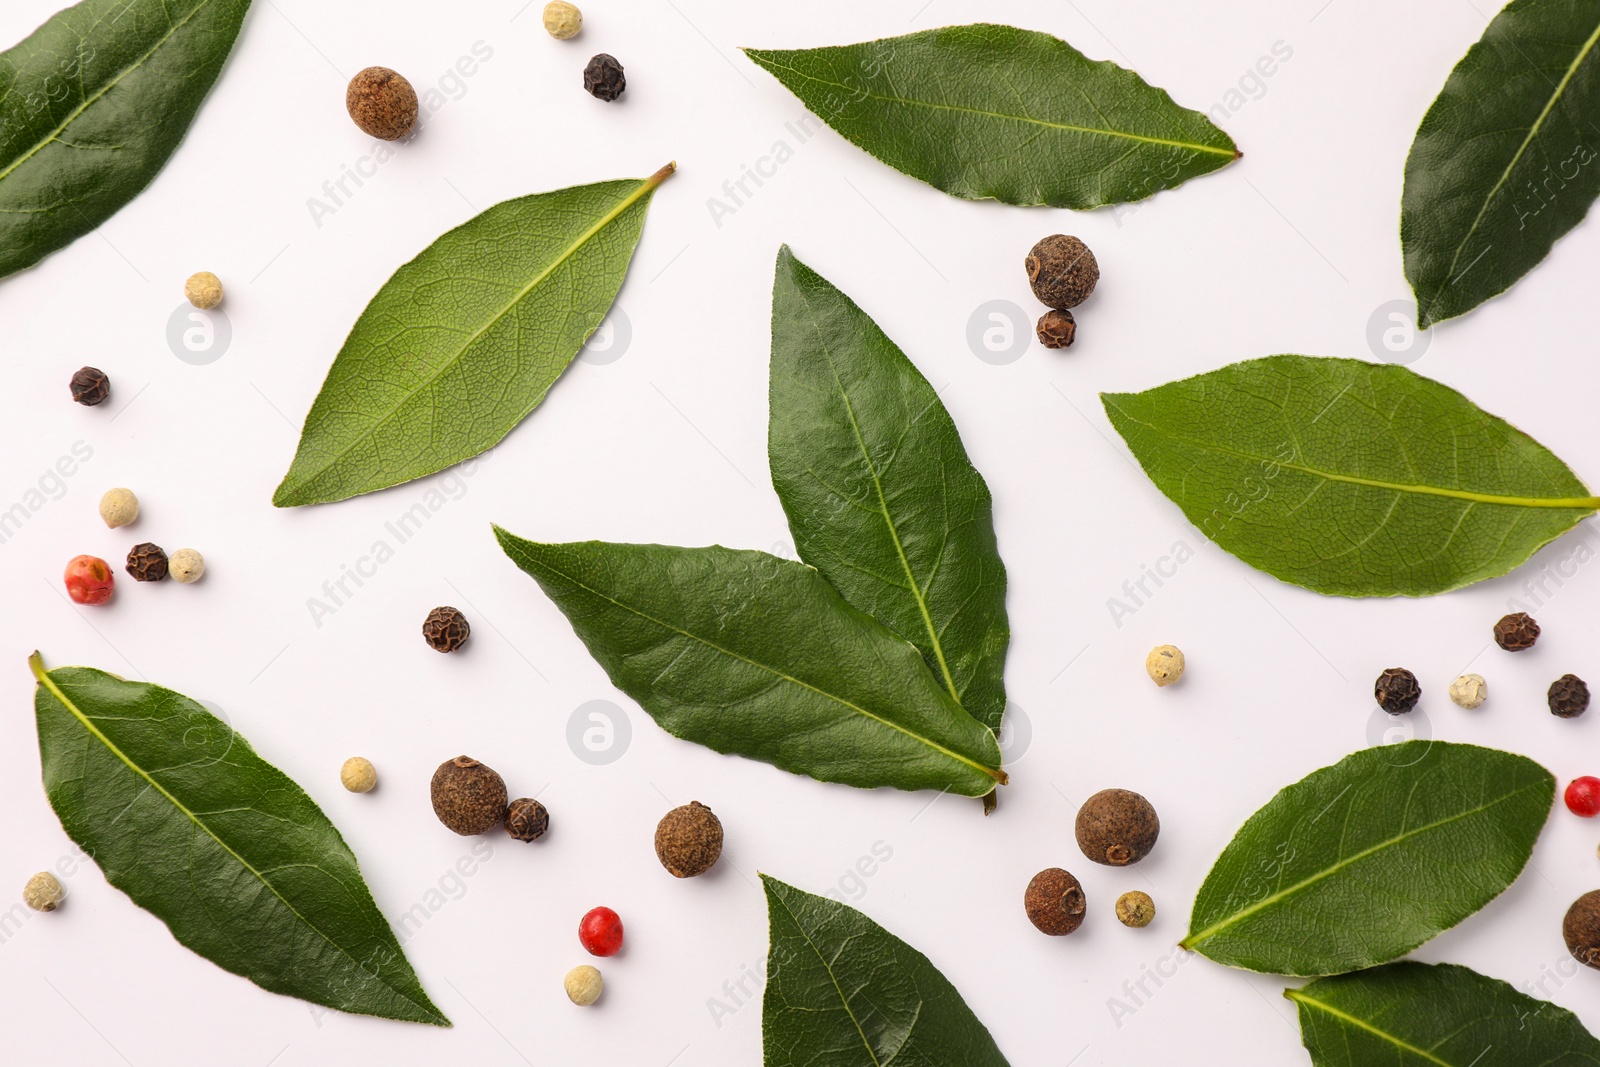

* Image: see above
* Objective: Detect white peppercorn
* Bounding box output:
[99,487,139,528]
[185,271,224,310]
[564,964,603,1005]
[543,1,582,39]
[24,871,64,912]
[169,548,205,584]
[341,757,378,793]
[1145,644,1184,687]
[1448,673,1488,710]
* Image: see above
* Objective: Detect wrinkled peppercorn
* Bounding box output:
[1025,235,1098,309]
[1374,667,1421,714]
[70,366,110,406]
[506,798,550,842]
[430,756,508,835]
[125,542,168,582]
[1036,309,1076,349]
[584,53,625,101]
[1076,788,1159,866]
[1550,674,1590,718]
[1024,867,1085,935]
[422,606,470,653]
[1494,612,1540,652]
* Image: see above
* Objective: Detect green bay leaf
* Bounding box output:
[769,247,1009,732]
[744,24,1238,209]
[493,530,1005,796]
[1288,962,1600,1066]
[762,875,1009,1066]
[1102,355,1600,597]
[274,165,674,507]
[0,0,252,279]
[1183,742,1553,977]
[1403,0,1600,328]
[29,653,448,1026]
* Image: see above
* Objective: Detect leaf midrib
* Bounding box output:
[281,168,669,498]
[768,885,886,1067]
[1104,399,1600,510]
[1284,988,1454,1066]
[506,541,1005,784]
[30,656,442,1022]
[1182,779,1545,950]
[745,52,1238,158]
[0,0,218,185]
[1425,14,1600,316]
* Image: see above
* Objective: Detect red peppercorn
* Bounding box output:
[1567,777,1600,817]
[64,555,115,605]
[578,906,623,957]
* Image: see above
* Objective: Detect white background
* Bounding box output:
[3,0,1600,1064]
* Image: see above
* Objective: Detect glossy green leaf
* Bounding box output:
[1102,355,1600,597]
[1182,742,1553,977]
[274,165,674,507]
[762,875,1009,1066]
[744,24,1238,209]
[0,0,251,279]
[494,530,1005,796]
[1288,962,1600,1066]
[29,653,448,1025]
[768,247,1009,733]
[1402,0,1600,328]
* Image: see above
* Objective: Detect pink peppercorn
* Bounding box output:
[64,555,114,605]
[578,906,623,957]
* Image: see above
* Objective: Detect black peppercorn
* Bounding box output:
[1565,890,1600,969]
[69,366,110,406]
[1075,788,1159,866]
[584,53,625,101]
[422,605,470,653]
[1036,309,1076,349]
[1374,667,1421,714]
[125,542,168,582]
[505,798,549,842]
[1550,674,1590,718]
[1494,612,1540,651]
[1025,235,1098,309]
[1024,867,1086,935]
[430,756,508,835]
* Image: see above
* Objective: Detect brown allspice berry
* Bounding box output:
[584,53,625,101]
[69,366,110,406]
[1024,867,1085,935]
[1076,788,1159,866]
[430,756,508,835]
[1374,667,1422,715]
[1550,674,1591,718]
[1036,309,1076,349]
[1494,612,1540,651]
[505,798,550,842]
[422,606,470,653]
[346,66,419,140]
[125,542,169,582]
[1025,234,1098,309]
[1565,890,1600,969]
[654,801,723,877]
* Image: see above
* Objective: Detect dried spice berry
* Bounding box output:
[1550,674,1591,718]
[64,555,114,605]
[1076,788,1159,866]
[341,757,378,793]
[69,366,110,406]
[125,542,168,582]
[422,606,470,652]
[543,1,582,39]
[506,797,550,842]
[430,756,508,835]
[1145,644,1185,687]
[1115,890,1155,928]
[1024,867,1085,935]
[565,964,603,1006]
[1025,234,1098,309]
[578,906,623,956]
[1036,309,1076,349]
[584,53,626,101]
[1448,673,1487,709]
[185,271,224,310]
[1494,612,1540,651]
[1567,777,1600,817]
[346,66,419,140]
[169,548,205,584]
[655,800,723,877]
[1565,890,1600,969]
[99,487,139,528]
[23,871,64,912]
[1374,667,1421,714]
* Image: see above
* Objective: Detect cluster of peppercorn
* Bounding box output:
[1025,789,1160,937]
[1024,234,1099,349]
